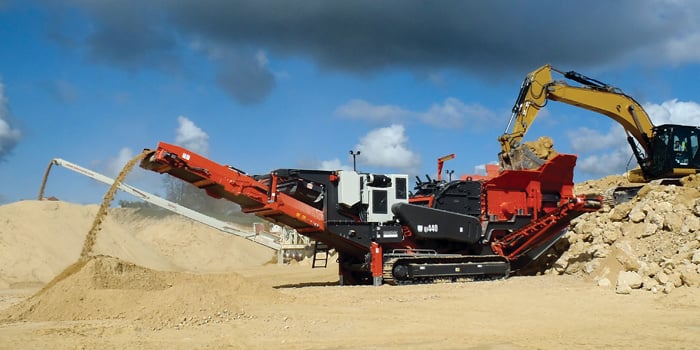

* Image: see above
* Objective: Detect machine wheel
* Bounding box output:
[392,264,409,281]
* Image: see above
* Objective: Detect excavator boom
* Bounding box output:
[499,64,700,182]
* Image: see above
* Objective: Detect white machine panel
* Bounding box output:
[337,170,361,207]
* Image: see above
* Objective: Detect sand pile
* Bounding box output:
[549,174,700,294]
[0,197,286,328]
[0,200,274,288]
[1,255,290,329]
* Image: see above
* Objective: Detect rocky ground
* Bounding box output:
[549,174,700,295]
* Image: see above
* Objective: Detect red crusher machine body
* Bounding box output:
[141,142,601,285]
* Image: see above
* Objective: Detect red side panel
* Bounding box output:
[484,154,577,221]
[485,154,601,261]
[484,167,540,221]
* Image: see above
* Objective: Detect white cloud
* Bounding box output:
[354,124,420,171]
[334,99,412,123]
[255,50,269,67]
[663,32,700,65]
[418,98,494,129]
[567,125,628,153]
[104,147,135,178]
[97,116,210,190]
[336,97,496,130]
[318,158,352,171]
[0,80,21,161]
[643,99,700,125]
[564,123,632,179]
[472,162,499,176]
[576,147,635,177]
[0,118,20,156]
[175,116,209,155]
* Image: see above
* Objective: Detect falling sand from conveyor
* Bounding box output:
[2,151,289,325]
[29,151,149,298]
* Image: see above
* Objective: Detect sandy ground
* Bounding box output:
[1,200,699,349]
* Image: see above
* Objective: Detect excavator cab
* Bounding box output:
[649,124,700,177]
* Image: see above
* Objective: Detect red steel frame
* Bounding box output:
[143,142,326,234]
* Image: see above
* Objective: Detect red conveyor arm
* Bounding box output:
[140,142,325,233]
[490,194,602,261]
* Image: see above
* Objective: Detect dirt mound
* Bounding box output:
[0,201,98,287]
[550,174,700,294]
[0,197,282,329]
[1,255,289,328]
[0,200,274,287]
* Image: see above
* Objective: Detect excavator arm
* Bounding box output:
[498,64,655,175]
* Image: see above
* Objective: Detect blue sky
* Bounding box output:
[1,1,700,205]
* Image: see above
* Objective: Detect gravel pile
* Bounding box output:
[548,174,700,294]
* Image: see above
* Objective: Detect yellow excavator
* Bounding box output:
[498,64,700,189]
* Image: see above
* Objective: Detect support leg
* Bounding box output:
[370,242,383,286]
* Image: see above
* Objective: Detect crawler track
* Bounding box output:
[382,255,510,285]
